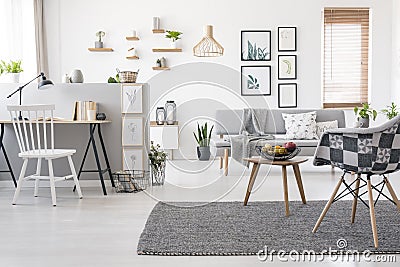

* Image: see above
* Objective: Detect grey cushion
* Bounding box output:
[210,138,230,147]
[215,109,346,135]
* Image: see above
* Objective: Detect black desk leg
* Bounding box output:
[0,123,17,187]
[77,125,96,180]
[90,124,107,195]
[97,124,114,187]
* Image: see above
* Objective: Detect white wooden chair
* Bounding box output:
[8,104,83,206]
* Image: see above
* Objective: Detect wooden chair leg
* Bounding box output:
[282,165,290,216]
[351,175,361,223]
[223,148,229,176]
[292,164,306,204]
[219,156,223,169]
[12,159,28,205]
[313,177,343,233]
[68,156,83,199]
[34,158,42,197]
[367,178,379,248]
[48,159,57,207]
[244,163,260,206]
[383,177,400,211]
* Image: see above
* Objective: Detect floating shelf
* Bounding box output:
[126,56,139,60]
[152,48,182,52]
[126,36,140,41]
[152,67,170,70]
[152,29,165,33]
[88,48,114,52]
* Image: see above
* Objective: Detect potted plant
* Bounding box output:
[95,31,105,48]
[381,102,399,120]
[0,60,23,83]
[148,141,168,185]
[165,30,182,48]
[354,103,377,128]
[193,122,214,161]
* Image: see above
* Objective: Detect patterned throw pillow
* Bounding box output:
[282,112,318,140]
[316,120,338,138]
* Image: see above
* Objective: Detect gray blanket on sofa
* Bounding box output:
[230,109,274,166]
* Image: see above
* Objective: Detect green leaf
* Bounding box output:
[354,106,359,115]
[372,110,377,120]
[253,43,257,59]
[247,41,253,60]
[193,132,199,144]
[248,74,254,82]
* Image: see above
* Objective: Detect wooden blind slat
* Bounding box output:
[323,8,370,109]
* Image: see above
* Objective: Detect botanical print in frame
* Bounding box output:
[122,84,143,113]
[241,66,271,96]
[122,148,144,171]
[241,30,271,61]
[278,55,297,80]
[278,83,297,108]
[122,117,143,146]
[278,27,297,51]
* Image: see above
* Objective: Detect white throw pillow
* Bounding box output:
[316,120,338,138]
[282,112,318,140]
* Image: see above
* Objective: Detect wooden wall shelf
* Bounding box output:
[152,67,170,70]
[152,29,165,33]
[126,56,139,60]
[88,48,114,52]
[152,48,182,52]
[126,37,140,41]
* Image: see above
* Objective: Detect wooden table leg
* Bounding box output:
[292,164,306,204]
[282,165,290,216]
[384,176,400,211]
[219,157,223,169]
[244,162,260,206]
[367,178,379,248]
[223,148,229,176]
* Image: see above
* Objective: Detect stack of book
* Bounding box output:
[73,101,97,121]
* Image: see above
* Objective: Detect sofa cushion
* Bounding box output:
[210,138,231,147]
[316,120,338,138]
[282,112,319,140]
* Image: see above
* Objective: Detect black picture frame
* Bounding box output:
[241,65,272,96]
[278,83,297,108]
[278,55,297,80]
[241,30,271,61]
[278,27,297,52]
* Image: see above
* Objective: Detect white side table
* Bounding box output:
[150,121,179,159]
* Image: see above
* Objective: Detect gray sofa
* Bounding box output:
[211,109,346,175]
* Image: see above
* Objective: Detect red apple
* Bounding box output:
[284,142,297,152]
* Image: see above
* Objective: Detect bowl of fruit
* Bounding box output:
[256,141,300,160]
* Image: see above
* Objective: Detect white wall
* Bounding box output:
[42,0,394,159]
[392,0,400,102]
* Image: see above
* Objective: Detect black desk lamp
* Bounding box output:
[7,72,54,105]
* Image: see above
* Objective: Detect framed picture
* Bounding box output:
[122,148,144,170]
[241,30,271,61]
[278,55,297,80]
[122,117,143,146]
[278,27,297,51]
[241,66,271,96]
[278,83,297,108]
[121,84,143,113]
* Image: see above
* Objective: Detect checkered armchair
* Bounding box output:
[312,115,400,248]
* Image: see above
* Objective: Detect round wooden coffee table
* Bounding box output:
[243,157,308,216]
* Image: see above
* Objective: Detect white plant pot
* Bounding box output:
[8,73,20,83]
[170,41,177,48]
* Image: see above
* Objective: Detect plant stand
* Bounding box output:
[151,162,166,186]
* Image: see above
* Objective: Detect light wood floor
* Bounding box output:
[0,158,399,266]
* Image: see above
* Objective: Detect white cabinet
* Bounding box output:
[150,122,179,150]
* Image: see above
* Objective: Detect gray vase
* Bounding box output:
[197,146,211,161]
[69,69,84,83]
[95,41,103,48]
[358,117,370,128]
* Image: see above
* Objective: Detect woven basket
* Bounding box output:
[117,68,138,83]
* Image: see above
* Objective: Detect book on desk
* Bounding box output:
[72,101,97,121]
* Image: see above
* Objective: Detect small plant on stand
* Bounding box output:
[165,30,182,48]
[95,31,105,48]
[148,141,168,185]
[0,60,23,83]
[354,103,377,128]
[381,102,399,120]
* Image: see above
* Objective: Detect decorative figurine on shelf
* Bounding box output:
[95,31,105,48]
[128,47,137,57]
[160,57,167,67]
[156,59,161,67]
[165,100,176,125]
[156,107,166,125]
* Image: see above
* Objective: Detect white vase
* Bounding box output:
[8,73,20,83]
[69,69,84,83]
[170,41,177,48]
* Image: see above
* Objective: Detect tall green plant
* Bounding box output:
[381,102,399,120]
[354,103,377,120]
[193,122,214,147]
[0,60,23,74]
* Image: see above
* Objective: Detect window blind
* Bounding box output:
[323,8,370,109]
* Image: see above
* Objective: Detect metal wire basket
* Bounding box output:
[112,170,150,193]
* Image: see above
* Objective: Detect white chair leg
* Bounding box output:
[68,156,82,199]
[48,159,57,206]
[12,159,29,205]
[34,158,42,197]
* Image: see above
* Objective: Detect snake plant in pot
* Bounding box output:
[193,122,214,161]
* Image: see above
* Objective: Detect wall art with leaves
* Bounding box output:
[241,30,271,61]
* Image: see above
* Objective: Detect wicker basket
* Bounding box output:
[112,170,150,192]
[117,68,138,83]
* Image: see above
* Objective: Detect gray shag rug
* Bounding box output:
[137,201,400,256]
